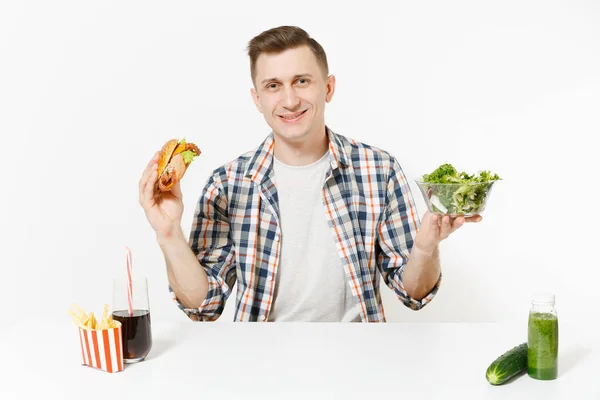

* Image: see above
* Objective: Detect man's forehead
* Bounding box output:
[255,46,322,81]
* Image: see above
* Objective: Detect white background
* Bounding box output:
[1,0,598,328]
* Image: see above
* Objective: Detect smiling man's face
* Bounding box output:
[251,45,335,144]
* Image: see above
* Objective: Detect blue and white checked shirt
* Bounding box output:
[170,128,441,322]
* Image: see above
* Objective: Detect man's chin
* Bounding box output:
[273,125,310,141]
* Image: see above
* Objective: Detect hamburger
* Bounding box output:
[155,138,201,192]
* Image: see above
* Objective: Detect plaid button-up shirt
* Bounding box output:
[170,128,441,322]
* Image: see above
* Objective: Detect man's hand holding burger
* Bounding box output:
[138,138,200,243]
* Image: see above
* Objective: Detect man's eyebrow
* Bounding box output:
[260,74,314,85]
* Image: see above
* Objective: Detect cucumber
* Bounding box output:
[486,342,528,385]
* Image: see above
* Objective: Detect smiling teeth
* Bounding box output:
[282,111,304,119]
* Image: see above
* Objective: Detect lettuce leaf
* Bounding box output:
[180,150,197,164]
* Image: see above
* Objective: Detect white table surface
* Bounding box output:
[0,318,597,399]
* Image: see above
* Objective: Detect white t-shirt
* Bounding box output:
[268,151,361,322]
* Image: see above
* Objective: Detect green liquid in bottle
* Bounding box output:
[527,312,558,380]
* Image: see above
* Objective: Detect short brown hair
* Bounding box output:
[246,26,329,86]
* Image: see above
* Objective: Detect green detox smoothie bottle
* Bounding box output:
[527,294,558,380]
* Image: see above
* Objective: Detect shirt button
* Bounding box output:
[275,235,280,242]
[267,275,273,282]
[259,315,266,321]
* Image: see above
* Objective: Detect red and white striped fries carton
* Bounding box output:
[77,321,124,373]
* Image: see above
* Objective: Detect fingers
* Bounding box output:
[465,214,483,223]
[143,164,159,206]
[426,211,481,238]
[139,169,153,201]
[139,152,160,193]
[450,216,465,233]
[139,152,160,206]
[430,213,439,228]
[439,216,452,238]
[170,181,182,200]
[427,212,481,244]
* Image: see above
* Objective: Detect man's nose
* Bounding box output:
[281,86,301,110]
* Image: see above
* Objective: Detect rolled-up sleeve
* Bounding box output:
[169,173,237,321]
[376,158,441,310]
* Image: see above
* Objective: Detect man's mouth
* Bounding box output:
[278,109,307,123]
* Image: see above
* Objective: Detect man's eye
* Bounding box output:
[297,78,309,85]
[267,83,278,90]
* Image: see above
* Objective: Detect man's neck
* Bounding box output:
[273,127,329,167]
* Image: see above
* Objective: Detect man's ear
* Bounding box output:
[325,74,336,103]
[250,88,262,113]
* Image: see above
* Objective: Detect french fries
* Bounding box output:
[69,303,119,330]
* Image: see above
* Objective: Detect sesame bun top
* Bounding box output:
[157,139,179,177]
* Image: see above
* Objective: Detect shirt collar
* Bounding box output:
[245,126,350,184]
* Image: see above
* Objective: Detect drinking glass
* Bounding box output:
[112,276,153,363]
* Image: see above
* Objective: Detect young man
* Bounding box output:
[138,26,481,322]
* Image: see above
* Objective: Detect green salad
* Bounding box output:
[418,163,501,215]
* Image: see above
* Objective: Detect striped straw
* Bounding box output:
[126,246,133,317]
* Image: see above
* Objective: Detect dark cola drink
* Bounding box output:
[112,309,152,362]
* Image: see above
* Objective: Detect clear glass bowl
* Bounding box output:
[415,180,498,217]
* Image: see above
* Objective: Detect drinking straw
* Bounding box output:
[126,246,133,316]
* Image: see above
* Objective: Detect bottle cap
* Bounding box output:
[532,293,555,305]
